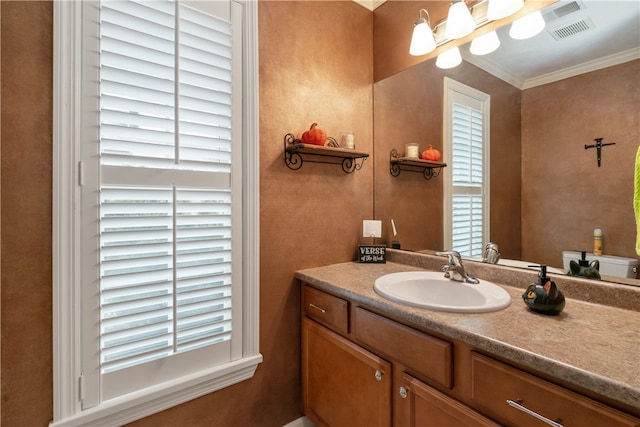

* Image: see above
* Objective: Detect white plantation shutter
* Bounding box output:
[78,0,246,405]
[54,0,259,423]
[99,187,233,374]
[179,5,234,169]
[451,104,484,256]
[443,78,490,258]
[99,0,234,374]
[99,0,232,172]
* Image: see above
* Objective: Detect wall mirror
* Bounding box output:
[373,0,640,287]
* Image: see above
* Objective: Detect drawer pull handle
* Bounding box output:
[399,386,408,399]
[308,303,327,314]
[507,399,563,427]
[374,370,383,381]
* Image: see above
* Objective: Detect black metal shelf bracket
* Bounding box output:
[389,148,446,180]
[283,133,368,174]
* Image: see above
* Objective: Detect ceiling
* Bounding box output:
[359,0,640,89]
[462,1,640,88]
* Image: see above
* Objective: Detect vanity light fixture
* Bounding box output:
[409,9,437,56]
[509,10,546,40]
[469,30,500,55]
[436,46,462,69]
[408,0,544,67]
[486,0,524,21]
[444,0,476,40]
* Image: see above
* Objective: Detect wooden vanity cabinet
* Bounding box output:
[302,284,482,427]
[301,284,640,427]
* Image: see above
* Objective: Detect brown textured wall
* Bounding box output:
[1,2,53,425]
[521,60,640,268]
[0,1,373,426]
[374,59,522,259]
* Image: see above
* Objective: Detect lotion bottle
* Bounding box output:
[593,228,603,256]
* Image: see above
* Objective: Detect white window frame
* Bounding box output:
[51,1,261,425]
[443,77,490,256]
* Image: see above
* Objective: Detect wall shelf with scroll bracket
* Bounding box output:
[389,148,447,180]
[284,133,369,174]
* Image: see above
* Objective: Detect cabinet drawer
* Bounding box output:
[470,352,640,427]
[353,307,452,389]
[302,285,349,335]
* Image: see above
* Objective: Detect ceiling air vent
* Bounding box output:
[551,1,582,18]
[543,0,585,23]
[548,16,596,41]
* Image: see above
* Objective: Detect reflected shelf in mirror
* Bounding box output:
[389,148,447,180]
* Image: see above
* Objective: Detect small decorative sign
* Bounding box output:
[358,245,386,263]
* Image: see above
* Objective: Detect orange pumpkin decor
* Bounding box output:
[300,123,327,146]
[421,145,441,161]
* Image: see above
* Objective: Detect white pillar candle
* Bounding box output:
[341,132,355,149]
[406,143,419,158]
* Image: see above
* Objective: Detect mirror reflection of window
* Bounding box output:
[443,77,490,258]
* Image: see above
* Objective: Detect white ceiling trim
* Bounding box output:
[463,46,640,90]
[521,47,640,89]
[353,0,386,11]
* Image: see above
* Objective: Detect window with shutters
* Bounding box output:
[52,1,260,425]
[443,77,490,258]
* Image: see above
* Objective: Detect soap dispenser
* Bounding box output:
[522,265,566,315]
[567,251,601,280]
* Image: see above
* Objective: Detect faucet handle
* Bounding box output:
[436,250,462,265]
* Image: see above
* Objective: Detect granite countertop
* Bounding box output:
[295,255,640,413]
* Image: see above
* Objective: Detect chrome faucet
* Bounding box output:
[483,242,501,264]
[436,251,480,284]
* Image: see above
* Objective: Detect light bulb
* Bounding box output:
[436,47,462,69]
[509,10,545,40]
[409,18,436,56]
[470,30,500,55]
[445,1,475,40]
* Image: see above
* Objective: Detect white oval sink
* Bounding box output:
[374,271,511,313]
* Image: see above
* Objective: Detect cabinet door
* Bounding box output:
[302,317,392,427]
[397,372,500,427]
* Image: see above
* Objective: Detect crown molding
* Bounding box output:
[464,47,640,90]
[353,0,386,11]
[521,47,640,89]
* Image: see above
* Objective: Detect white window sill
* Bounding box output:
[49,355,262,427]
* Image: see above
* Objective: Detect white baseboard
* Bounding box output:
[283,416,315,427]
